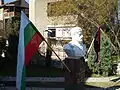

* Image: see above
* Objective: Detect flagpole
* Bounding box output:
[43,38,71,72]
[87,38,95,54]
[28,21,71,72]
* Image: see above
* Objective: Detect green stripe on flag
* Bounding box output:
[24,22,37,47]
[21,66,26,90]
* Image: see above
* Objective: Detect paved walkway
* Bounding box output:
[86,77,120,82]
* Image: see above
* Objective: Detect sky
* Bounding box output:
[4,0,29,4]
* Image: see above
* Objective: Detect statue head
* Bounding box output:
[70,27,83,43]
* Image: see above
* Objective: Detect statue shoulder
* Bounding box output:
[63,43,74,57]
[63,43,74,50]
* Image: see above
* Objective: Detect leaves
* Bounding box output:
[47,0,117,49]
[5,17,20,39]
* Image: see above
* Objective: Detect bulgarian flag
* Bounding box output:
[16,11,45,90]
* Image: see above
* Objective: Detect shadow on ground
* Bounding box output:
[0,49,120,90]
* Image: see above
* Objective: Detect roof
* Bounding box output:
[5,0,20,5]
[0,4,28,9]
[0,0,28,9]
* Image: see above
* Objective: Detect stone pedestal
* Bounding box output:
[64,57,85,90]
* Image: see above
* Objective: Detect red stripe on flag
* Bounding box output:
[25,33,44,66]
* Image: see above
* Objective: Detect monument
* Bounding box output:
[63,27,87,59]
[63,27,87,90]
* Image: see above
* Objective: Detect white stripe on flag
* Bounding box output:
[16,11,30,90]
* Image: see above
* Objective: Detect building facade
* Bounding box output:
[0,0,29,31]
[29,0,78,60]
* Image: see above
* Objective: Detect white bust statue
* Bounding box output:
[63,27,87,58]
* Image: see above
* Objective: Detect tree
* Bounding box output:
[47,0,118,76]
[100,34,112,76]
[5,17,20,61]
[5,18,20,38]
[47,0,117,48]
